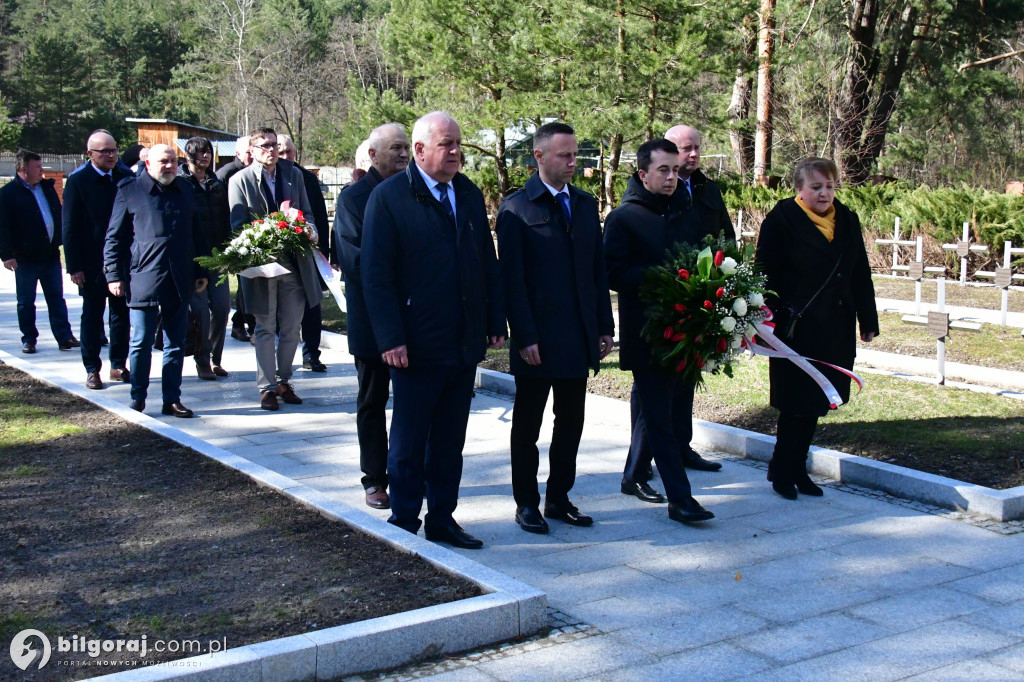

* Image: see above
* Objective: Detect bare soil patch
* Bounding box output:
[0,363,480,681]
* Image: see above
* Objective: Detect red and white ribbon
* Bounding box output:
[746,312,863,410]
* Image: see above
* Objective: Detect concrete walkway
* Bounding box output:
[3,268,1024,681]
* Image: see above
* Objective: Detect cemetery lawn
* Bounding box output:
[480,351,1024,490]
[872,276,1024,312]
[864,312,1024,372]
[0,362,480,680]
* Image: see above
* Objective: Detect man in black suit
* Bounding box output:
[362,112,505,549]
[216,135,255,343]
[62,130,133,390]
[496,122,614,534]
[334,122,410,510]
[0,150,78,354]
[104,144,208,418]
[605,138,718,524]
[277,134,331,373]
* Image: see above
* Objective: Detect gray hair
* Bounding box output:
[368,123,406,152]
[793,157,839,189]
[411,112,457,146]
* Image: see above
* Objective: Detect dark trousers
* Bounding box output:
[773,412,819,474]
[510,376,586,508]
[354,355,390,489]
[231,276,255,330]
[15,258,73,345]
[80,288,129,373]
[624,377,697,481]
[128,294,188,405]
[189,277,230,366]
[624,370,694,504]
[301,300,322,362]
[387,364,476,534]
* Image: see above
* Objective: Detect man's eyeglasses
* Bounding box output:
[252,142,276,151]
[88,148,118,155]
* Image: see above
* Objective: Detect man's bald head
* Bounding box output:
[664,125,702,179]
[146,144,178,186]
[87,131,118,172]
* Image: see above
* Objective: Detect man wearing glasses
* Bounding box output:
[228,127,321,411]
[62,130,133,390]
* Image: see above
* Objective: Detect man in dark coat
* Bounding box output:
[216,135,255,342]
[496,122,614,534]
[604,138,718,524]
[277,134,331,373]
[362,112,505,549]
[334,122,410,510]
[104,145,209,418]
[0,150,78,354]
[62,130,133,390]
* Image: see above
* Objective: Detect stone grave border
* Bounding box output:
[476,368,1024,522]
[0,350,546,682]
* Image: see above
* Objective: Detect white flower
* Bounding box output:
[721,316,737,332]
[720,257,738,275]
[747,292,765,308]
[704,359,717,371]
[732,297,748,316]
[731,333,744,348]
[238,246,249,256]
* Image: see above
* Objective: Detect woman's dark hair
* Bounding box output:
[185,136,214,166]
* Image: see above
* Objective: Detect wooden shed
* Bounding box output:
[125,118,241,168]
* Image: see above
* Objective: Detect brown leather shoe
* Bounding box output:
[196,363,217,381]
[365,486,390,509]
[161,402,194,418]
[260,391,279,411]
[57,336,80,350]
[109,368,130,383]
[276,382,302,404]
[86,371,103,390]
[212,365,229,377]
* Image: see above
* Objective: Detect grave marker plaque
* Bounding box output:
[928,311,950,340]
[908,262,924,280]
[956,241,970,258]
[995,268,1013,289]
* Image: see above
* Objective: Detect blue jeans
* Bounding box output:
[129,297,187,405]
[14,258,73,345]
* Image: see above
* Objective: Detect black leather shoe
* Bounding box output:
[621,480,666,504]
[768,460,798,500]
[231,327,251,342]
[668,497,715,523]
[22,341,36,354]
[682,450,722,471]
[544,500,593,527]
[129,400,145,412]
[424,523,483,549]
[515,506,549,534]
[303,358,327,372]
[161,402,194,418]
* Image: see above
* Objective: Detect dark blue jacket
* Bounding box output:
[496,172,614,377]
[0,177,63,264]
[334,166,383,358]
[362,161,505,366]
[103,173,208,308]
[604,172,734,371]
[177,165,231,255]
[62,163,134,294]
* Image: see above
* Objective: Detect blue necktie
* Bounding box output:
[436,182,455,222]
[558,191,571,226]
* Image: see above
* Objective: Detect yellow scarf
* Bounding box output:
[795,195,836,242]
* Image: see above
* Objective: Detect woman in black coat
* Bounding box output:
[755,158,879,499]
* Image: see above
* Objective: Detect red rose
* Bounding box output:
[675,358,687,373]
[295,210,304,221]
[716,337,728,352]
[673,303,686,312]
[678,269,689,280]
[695,355,705,368]
[703,300,713,309]
[716,287,725,298]
[714,250,724,266]
[277,221,288,229]
[671,332,685,342]
[293,226,303,233]
[663,326,674,339]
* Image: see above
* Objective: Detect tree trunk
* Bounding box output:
[728,14,756,179]
[604,132,623,211]
[835,0,880,185]
[753,0,775,187]
[495,126,509,198]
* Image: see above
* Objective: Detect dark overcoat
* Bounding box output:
[0,177,63,264]
[604,173,735,371]
[755,197,879,416]
[334,166,383,358]
[496,172,614,377]
[362,160,506,366]
[103,173,208,308]
[62,164,133,295]
[177,165,231,255]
